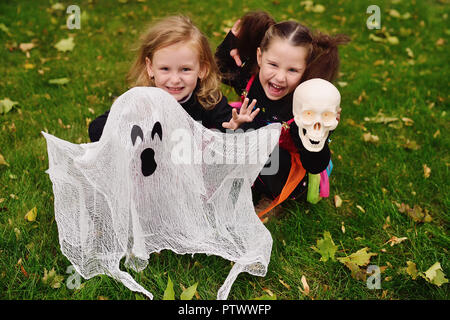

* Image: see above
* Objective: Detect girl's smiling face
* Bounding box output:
[146,42,205,102]
[257,38,308,101]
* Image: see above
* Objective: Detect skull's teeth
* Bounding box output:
[309,139,320,145]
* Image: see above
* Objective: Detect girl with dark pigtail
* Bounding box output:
[215,11,350,216]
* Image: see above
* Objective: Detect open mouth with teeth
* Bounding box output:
[302,128,321,145]
[166,86,185,94]
[268,82,286,96]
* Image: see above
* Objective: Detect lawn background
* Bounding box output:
[0,0,448,300]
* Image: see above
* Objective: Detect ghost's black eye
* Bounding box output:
[131,125,144,146]
[151,121,162,141]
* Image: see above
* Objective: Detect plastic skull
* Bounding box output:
[293,78,340,152]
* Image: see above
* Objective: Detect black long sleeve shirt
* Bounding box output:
[89,90,234,142]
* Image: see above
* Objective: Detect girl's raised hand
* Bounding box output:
[231,19,240,36]
[222,98,260,130]
[229,19,243,67]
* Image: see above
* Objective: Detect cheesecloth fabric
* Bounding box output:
[43,87,281,300]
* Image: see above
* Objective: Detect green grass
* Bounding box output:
[0,0,448,300]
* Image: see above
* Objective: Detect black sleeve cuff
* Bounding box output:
[88,110,110,142]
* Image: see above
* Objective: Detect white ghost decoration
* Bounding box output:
[43,87,280,300]
[293,78,340,152]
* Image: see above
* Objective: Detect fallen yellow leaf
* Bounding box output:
[334,195,342,208]
[337,247,377,267]
[422,262,448,286]
[24,207,37,222]
[0,154,8,166]
[406,261,419,280]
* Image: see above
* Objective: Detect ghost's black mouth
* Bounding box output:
[141,148,157,177]
[131,122,162,177]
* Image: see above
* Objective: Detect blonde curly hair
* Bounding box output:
[127,15,222,110]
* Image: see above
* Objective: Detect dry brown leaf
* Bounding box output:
[279,279,291,290]
[382,216,391,230]
[19,42,35,52]
[262,287,274,296]
[364,111,398,124]
[346,119,366,130]
[394,202,432,223]
[423,164,431,178]
[401,117,414,126]
[384,236,408,247]
[298,275,310,296]
[402,139,420,150]
[353,90,367,105]
[433,130,440,138]
[435,38,445,46]
[363,133,379,143]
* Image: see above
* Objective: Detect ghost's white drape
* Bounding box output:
[43,87,281,299]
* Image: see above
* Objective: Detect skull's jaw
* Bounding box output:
[299,128,326,152]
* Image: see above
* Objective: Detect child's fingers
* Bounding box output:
[232,107,239,120]
[222,121,237,130]
[250,108,260,120]
[222,121,231,129]
[230,49,242,67]
[240,98,249,111]
[246,99,257,114]
[231,19,241,36]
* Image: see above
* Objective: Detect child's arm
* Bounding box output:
[290,121,331,174]
[88,110,110,142]
[215,31,248,93]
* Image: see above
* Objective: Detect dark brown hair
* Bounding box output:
[235,11,350,83]
[235,11,276,74]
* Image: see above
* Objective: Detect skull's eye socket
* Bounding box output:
[301,110,315,124]
[322,111,336,126]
